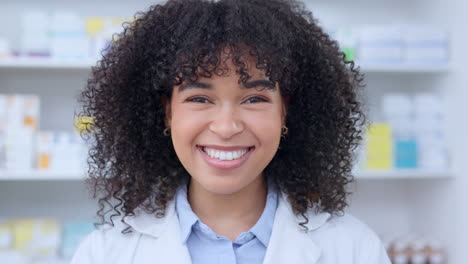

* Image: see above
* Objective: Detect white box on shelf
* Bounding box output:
[382,94,415,139]
[414,93,448,170]
[0,251,29,264]
[20,11,51,56]
[414,93,446,118]
[0,38,10,58]
[0,95,6,169]
[50,35,90,60]
[50,132,85,172]
[5,95,40,131]
[358,25,404,64]
[4,129,35,170]
[50,11,89,60]
[404,25,449,65]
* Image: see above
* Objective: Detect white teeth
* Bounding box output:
[202,147,250,161]
[220,152,227,160]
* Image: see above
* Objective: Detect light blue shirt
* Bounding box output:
[175,180,279,264]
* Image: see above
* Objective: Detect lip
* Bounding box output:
[197,145,255,170]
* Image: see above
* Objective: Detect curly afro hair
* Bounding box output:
[79,0,366,230]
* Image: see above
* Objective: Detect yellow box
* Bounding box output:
[365,123,393,170]
[12,219,60,257]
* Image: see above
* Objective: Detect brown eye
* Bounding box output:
[244,96,268,104]
[186,97,211,103]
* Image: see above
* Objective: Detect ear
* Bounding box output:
[161,95,171,127]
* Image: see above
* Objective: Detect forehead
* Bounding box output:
[175,52,275,92]
[169,42,283,98]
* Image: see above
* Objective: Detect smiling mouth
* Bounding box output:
[196,145,255,170]
[197,145,255,161]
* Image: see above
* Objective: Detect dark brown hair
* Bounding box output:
[78,0,366,230]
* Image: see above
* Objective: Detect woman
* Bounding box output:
[72,0,391,263]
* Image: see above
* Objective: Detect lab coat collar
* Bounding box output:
[262,192,330,264]
[124,191,331,264]
[124,198,177,238]
[279,192,332,232]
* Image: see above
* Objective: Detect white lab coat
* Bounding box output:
[71,191,391,264]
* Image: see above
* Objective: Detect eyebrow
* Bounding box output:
[178,79,276,93]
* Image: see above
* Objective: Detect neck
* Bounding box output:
[188,175,267,241]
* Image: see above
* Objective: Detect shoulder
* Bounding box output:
[309,213,391,263]
[321,213,376,236]
[313,213,383,245]
[91,222,141,245]
[70,221,141,264]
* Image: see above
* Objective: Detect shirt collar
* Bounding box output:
[125,181,330,240]
[174,179,279,246]
[175,182,200,244]
[249,181,278,247]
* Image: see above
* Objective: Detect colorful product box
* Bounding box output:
[365,123,393,170]
[11,219,61,259]
[394,139,418,169]
[333,27,357,62]
[36,131,53,170]
[74,116,94,133]
[36,131,87,172]
[5,94,40,131]
[3,95,40,170]
[0,221,29,264]
[60,221,94,259]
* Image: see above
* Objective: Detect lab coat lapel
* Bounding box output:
[262,192,330,264]
[126,191,329,264]
[126,199,192,264]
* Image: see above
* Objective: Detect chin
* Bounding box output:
[196,177,248,195]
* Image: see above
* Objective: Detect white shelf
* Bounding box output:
[355,169,452,179]
[0,170,86,181]
[0,57,95,70]
[358,63,450,73]
[0,58,450,73]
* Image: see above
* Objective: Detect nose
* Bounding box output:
[208,106,244,139]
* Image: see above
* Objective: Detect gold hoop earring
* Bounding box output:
[279,126,288,149]
[281,126,288,136]
[163,127,171,136]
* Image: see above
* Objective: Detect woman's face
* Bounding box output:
[165,56,287,195]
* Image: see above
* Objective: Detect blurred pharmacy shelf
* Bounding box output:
[359,63,450,73]
[0,170,85,181]
[0,57,95,70]
[355,169,453,180]
[0,58,451,73]
[0,169,452,181]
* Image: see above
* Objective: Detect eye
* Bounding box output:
[186,97,211,104]
[244,96,268,104]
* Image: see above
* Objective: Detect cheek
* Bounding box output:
[169,108,206,152]
[172,111,204,131]
[246,110,283,142]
